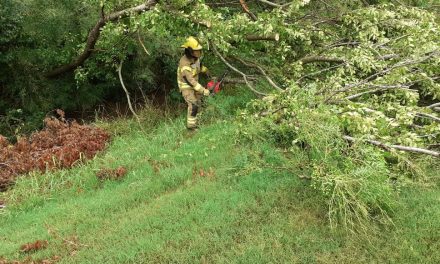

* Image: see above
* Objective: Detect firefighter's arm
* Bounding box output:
[181,67,204,92]
[201,65,211,78]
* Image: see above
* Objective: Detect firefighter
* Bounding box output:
[177,36,210,130]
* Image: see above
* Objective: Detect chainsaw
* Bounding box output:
[206,71,228,96]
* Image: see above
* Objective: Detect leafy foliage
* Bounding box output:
[239,87,395,231]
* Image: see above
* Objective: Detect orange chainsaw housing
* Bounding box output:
[207,80,222,94]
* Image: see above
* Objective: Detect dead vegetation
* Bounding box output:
[0,110,110,191]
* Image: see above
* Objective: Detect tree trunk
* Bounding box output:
[45,0,157,78]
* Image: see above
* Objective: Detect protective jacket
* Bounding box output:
[177,55,208,93]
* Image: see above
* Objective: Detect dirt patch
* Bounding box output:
[96,166,127,181]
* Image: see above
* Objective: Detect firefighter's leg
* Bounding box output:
[182,90,199,129]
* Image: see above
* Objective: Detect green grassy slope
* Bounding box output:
[1,94,439,263]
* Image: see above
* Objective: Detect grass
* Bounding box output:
[1,91,440,263]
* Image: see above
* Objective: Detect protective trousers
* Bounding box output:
[181,89,202,129]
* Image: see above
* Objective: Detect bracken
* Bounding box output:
[0,110,110,191]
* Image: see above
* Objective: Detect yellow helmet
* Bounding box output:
[181,36,203,50]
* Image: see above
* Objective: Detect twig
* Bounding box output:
[343,135,440,157]
[211,43,267,97]
[118,60,140,123]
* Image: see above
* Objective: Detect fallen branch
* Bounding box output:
[233,57,283,91]
[416,112,440,123]
[343,135,440,157]
[427,102,440,109]
[211,43,267,96]
[246,34,280,42]
[239,0,258,21]
[118,60,140,123]
[45,0,157,78]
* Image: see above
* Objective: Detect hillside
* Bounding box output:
[1,92,439,263]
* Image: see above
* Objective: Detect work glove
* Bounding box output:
[203,89,210,96]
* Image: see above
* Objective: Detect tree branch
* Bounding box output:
[137,30,150,56]
[239,0,258,21]
[343,135,440,157]
[416,112,440,123]
[211,44,267,97]
[45,0,157,78]
[427,102,440,109]
[245,34,280,42]
[233,57,283,91]
[118,60,140,123]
